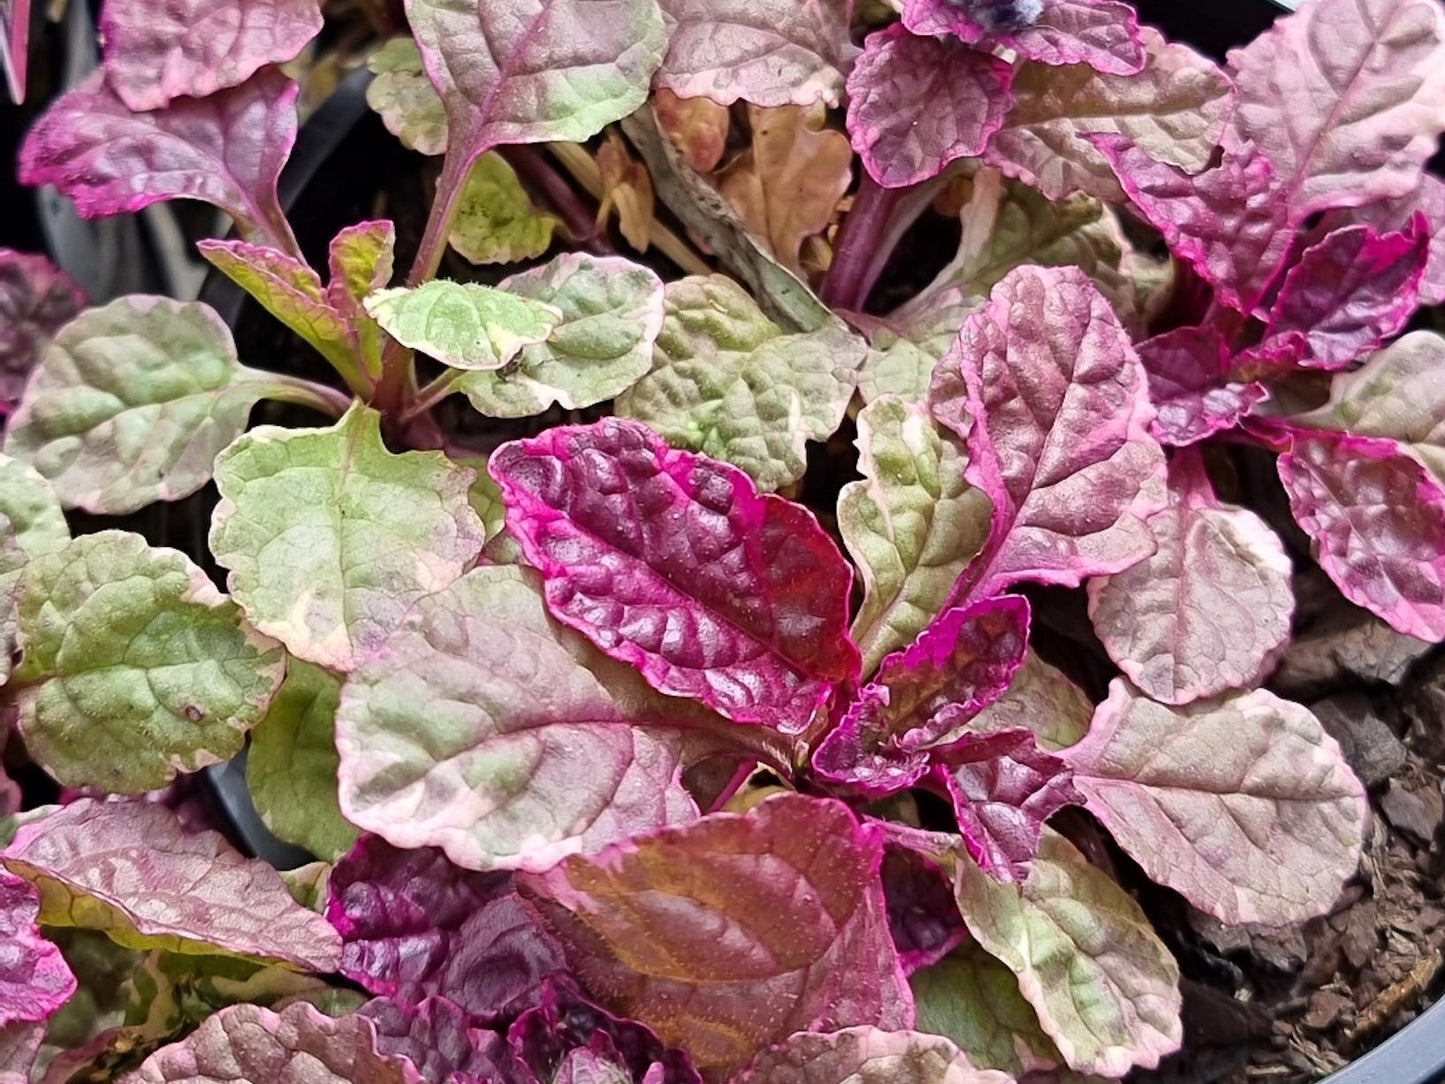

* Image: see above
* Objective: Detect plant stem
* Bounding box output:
[821,173,906,312]
[407,150,473,287]
[259,373,354,418]
[503,145,615,254]
[401,370,463,423]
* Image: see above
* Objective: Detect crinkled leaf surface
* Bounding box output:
[930,265,1166,603]
[491,418,860,730]
[845,25,1013,189]
[0,1022,40,1083]
[448,153,560,266]
[880,848,967,975]
[1276,427,1445,640]
[615,275,865,491]
[654,0,855,107]
[902,0,1145,75]
[100,0,322,111]
[367,37,448,155]
[1065,680,1367,925]
[129,1001,416,1084]
[0,454,66,563]
[17,69,297,245]
[365,281,561,372]
[328,220,396,373]
[327,835,565,1021]
[967,653,1090,752]
[520,794,912,1074]
[1223,0,1445,219]
[246,659,357,862]
[11,531,284,793]
[4,295,286,515]
[735,1027,1010,1084]
[984,30,1234,201]
[0,871,75,1027]
[1087,454,1293,703]
[857,295,983,408]
[1343,173,1445,305]
[0,249,83,411]
[360,995,520,1084]
[210,404,485,672]
[1136,325,1270,446]
[457,254,664,418]
[335,565,738,871]
[813,598,1029,796]
[840,396,993,675]
[951,828,1182,1076]
[1,798,341,971]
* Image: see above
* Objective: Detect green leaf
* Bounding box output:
[453,456,507,542]
[858,291,984,406]
[246,660,358,862]
[366,37,448,156]
[840,396,993,674]
[615,274,866,490]
[951,829,1182,1076]
[11,531,285,794]
[364,280,563,371]
[3,296,286,515]
[967,650,1091,751]
[457,254,665,418]
[448,153,560,265]
[0,455,69,686]
[210,404,486,672]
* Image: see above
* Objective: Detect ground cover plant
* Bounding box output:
[1,0,1444,1079]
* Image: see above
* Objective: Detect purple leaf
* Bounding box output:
[1087,451,1294,703]
[0,870,74,1028]
[967,650,1092,751]
[1264,219,1430,369]
[520,794,913,1074]
[491,418,861,732]
[931,729,1082,883]
[1065,679,1368,925]
[326,835,566,1023]
[880,847,968,975]
[845,25,1013,189]
[1224,0,1445,220]
[359,996,524,1084]
[812,597,1030,796]
[101,0,323,111]
[735,1027,1013,1084]
[930,265,1167,604]
[0,0,29,103]
[2,798,341,971]
[0,1022,41,1084]
[17,69,298,248]
[654,0,856,108]
[0,249,84,414]
[1276,427,1445,640]
[1339,173,1445,305]
[1137,325,1270,446]
[901,0,1145,75]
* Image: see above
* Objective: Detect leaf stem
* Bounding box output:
[502,145,615,254]
[408,150,474,288]
[821,173,907,311]
[401,369,464,423]
[258,373,354,418]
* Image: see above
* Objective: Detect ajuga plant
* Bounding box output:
[1,0,1442,1079]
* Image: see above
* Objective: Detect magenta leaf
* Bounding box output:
[1264,219,1430,369]
[929,265,1167,604]
[17,69,298,248]
[845,25,1013,189]
[1087,452,1294,703]
[0,870,74,1027]
[0,249,84,413]
[0,0,30,103]
[931,729,1082,883]
[735,1027,1013,1084]
[326,835,565,1023]
[1276,427,1445,640]
[1137,325,1270,446]
[901,0,1145,75]
[880,847,967,975]
[0,1022,41,1084]
[491,418,861,732]
[101,0,323,111]
[1340,173,1445,305]
[359,996,523,1084]
[812,597,1030,796]
[1065,679,1368,925]
[520,794,912,1074]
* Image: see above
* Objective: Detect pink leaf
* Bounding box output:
[17,69,298,247]
[491,418,860,732]
[1065,680,1368,925]
[1137,325,1269,446]
[845,25,1013,189]
[1087,452,1294,703]
[101,0,322,111]
[931,729,1083,883]
[0,0,30,103]
[812,597,1030,796]
[902,0,1145,75]
[654,0,856,107]
[0,249,84,413]
[1265,219,1430,369]
[1224,0,1445,220]
[359,996,522,1084]
[929,265,1167,603]
[0,1023,41,1084]
[0,871,74,1028]
[1276,427,1445,641]
[879,847,967,975]
[520,794,913,1074]
[735,1027,1013,1084]
[1339,173,1445,305]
